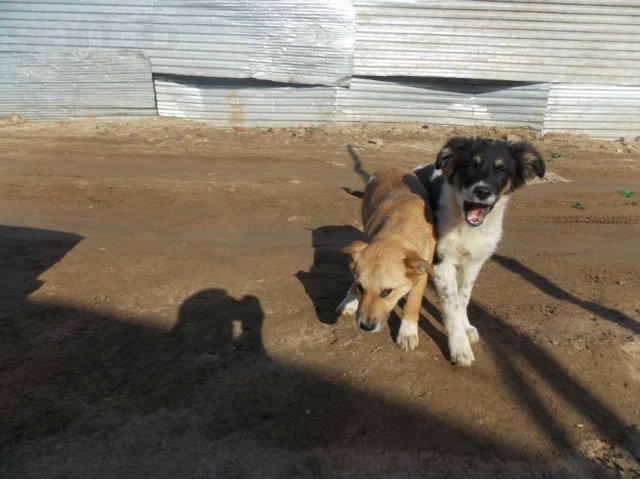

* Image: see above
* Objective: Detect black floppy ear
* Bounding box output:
[508,141,545,190]
[436,137,474,178]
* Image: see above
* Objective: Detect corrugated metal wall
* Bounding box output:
[0,50,156,119]
[352,0,640,85]
[155,75,337,126]
[0,0,355,86]
[155,75,549,129]
[1,0,639,138]
[543,84,640,138]
[335,77,549,128]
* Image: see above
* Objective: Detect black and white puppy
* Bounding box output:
[414,137,545,366]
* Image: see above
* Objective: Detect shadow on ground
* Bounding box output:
[1,224,637,477]
[295,225,362,326]
[299,224,640,477]
[493,254,640,335]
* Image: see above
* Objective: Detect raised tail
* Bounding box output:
[347,144,373,184]
[342,187,364,199]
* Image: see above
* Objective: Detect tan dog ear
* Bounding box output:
[404,249,434,277]
[342,240,368,257]
[342,241,368,267]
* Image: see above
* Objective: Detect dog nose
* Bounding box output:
[474,185,492,200]
[358,321,377,332]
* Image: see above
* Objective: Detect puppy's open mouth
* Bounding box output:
[464,201,494,227]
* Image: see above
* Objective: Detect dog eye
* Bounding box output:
[355,283,363,293]
[380,288,393,298]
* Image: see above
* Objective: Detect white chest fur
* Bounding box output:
[435,183,508,266]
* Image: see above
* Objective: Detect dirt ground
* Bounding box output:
[0,117,639,478]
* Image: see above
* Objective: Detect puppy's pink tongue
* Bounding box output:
[465,204,486,226]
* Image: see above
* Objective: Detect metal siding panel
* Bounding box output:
[352,1,640,84]
[156,76,640,138]
[154,76,338,126]
[543,84,640,138]
[336,78,549,127]
[0,0,355,86]
[155,75,549,129]
[0,50,156,119]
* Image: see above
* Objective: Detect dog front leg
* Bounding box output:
[434,261,475,366]
[336,283,359,316]
[457,259,485,344]
[396,274,427,351]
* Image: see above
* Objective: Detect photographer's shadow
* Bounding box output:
[173,289,538,473]
[176,288,264,355]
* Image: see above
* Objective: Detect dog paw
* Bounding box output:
[336,298,358,316]
[397,332,419,351]
[451,349,475,367]
[396,319,419,351]
[466,325,480,344]
[449,333,475,367]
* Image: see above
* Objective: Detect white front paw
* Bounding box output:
[466,325,480,344]
[449,332,475,367]
[336,297,358,316]
[396,319,419,351]
[397,332,419,351]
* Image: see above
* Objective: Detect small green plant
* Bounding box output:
[618,189,634,199]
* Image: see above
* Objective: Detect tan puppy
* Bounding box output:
[336,167,436,350]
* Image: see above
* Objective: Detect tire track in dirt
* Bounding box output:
[516,214,640,225]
